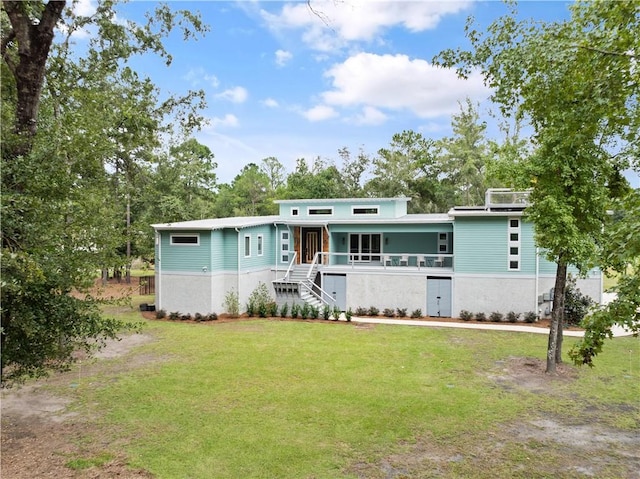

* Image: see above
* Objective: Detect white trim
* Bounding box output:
[438,232,449,254]
[280,229,290,263]
[507,217,521,271]
[291,207,299,217]
[244,234,251,258]
[348,232,382,262]
[351,205,380,216]
[257,234,264,256]
[170,233,200,246]
[307,206,334,216]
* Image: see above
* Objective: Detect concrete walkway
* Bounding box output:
[350,317,636,337]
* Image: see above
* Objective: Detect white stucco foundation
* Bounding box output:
[346,273,427,312]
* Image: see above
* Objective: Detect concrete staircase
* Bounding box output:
[275,264,327,309]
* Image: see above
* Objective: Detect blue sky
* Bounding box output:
[73,1,618,185]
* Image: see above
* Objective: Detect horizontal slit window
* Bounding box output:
[309,207,333,215]
[353,206,379,215]
[171,234,199,245]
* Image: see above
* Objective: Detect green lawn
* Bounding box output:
[72,309,638,478]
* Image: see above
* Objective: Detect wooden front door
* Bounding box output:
[302,228,321,263]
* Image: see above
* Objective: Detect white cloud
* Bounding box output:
[321,53,488,118]
[353,106,387,126]
[56,0,98,39]
[262,0,471,52]
[275,49,293,66]
[74,0,97,17]
[215,86,248,103]
[184,68,220,88]
[205,114,239,129]
[303,104,339,122]
[262,98,279,108]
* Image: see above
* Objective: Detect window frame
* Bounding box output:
[257,234,264,256]
[170,233,200,246]
[307,206,334,216]
[351,205,379,216]
[280,230,290,263]
[508,217,521,271]
[244,234,251,258]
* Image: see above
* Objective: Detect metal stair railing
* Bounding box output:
[299,280,336,308]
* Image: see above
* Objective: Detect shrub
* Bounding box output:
[290,303,300,318]
[300,303,310,319]
[246,300,256,317]
[169,311,180,321]
[280,303,289,318]
[223,290,240,317]
[194,312,204,322]
[155,309,167,319]
[333,306,342,320]
[355,307,368,316]
[489,311,504,323]
[564,276,593,326]
[322,305,331,320]
[368,306,379,317]
[459,310,473,321]
[180,314,191,321]
[524,311,538,323]
[411,309,422,318]
[258,302,268,318]
[267,302,278,318]
[506,311,519,323]
[383,308,395,318]
[396,308,408,318]
[474,312,486,322]
[345,308,353,322]
[207,313,218,321]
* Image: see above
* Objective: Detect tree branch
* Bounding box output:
[575,44,637,59]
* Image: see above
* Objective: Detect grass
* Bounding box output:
[71,306,639,479]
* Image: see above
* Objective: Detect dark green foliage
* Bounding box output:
[345,308,353,322]
[247,282,273,318]
[300,303,310,319]
[290,303,299,319]
[396,308,408,318]
[333,306,342,320]
[474,312,486,322]
[258,302,268,318]
[368,306,379,317]
[267,302,278,318]
[459,310,473,321]
[169,312,180,321]
[155,309,167,319]
[180,314,191,321]
[563,276,593,326]
[506,311,519,323]
[322,305,331,320]
[207,313,218,321]
[524,312,538,323]
[280,303,289,318]
[309,306,319,319]
[194,313,204,322]
[355,307,368,316]
[411,309,423,318]
[489,311,504,323]
[383,308,395,318]
[246,300,256,317]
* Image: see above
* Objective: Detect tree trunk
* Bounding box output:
[546,258,568,373]
[3,1,66,147]
[126,192,131,284]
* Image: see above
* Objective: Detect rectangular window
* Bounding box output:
[352,206,379,216]
[508,217,521,271]
[308,207,333,216]
[244,235,251,257]
[349,233,381,262]
[438,232,449,254]
[257,235,263,256]
[170,234,200,246]
[280,230,290,263]
[291,208,299,217]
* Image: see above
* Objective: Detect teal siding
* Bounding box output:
[160,230,211,272]
[239,224,276,270]
[383,233,437,254]
[454,217,505,274]
[222,229,238,270]
[211,230,224,271]
[330,223,452,234]
[278,199,407,220]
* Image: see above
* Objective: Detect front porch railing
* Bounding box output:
[312,252,454,270]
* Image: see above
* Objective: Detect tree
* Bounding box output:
[283,157,345,199]
[439,99,491,206]
[435,1,639,372]
[337,146,369,197]
[260,156,286,193]
[1,0,208,382]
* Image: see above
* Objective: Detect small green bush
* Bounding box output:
[383,308,395,317]
[194,312,204,322]
[564,276,593,326]
[155,309,167,319]
[223,289,240,317]
[474,312,486,322]
[280,303,289,318]
[411,309,422,318]
[180,314,191,321]
[396,308,408,318]
[506,311,519,323]
[290,303,300,318]
[322,305,331,320]
[333,306,342,320]
[169,311,180,321]
[257,302,268,318]
[300,303,310,319]
[524,311,538,323]
[207,313,218,321]
[345,308,353,322]
[355,307,368,316]
[267,302,278,318]
[459,310,473,321]
[489,311,504,323]
[368,306,379,317]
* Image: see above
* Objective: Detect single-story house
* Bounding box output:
[151,189,602,317]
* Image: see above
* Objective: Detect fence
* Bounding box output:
[139,275,155,295]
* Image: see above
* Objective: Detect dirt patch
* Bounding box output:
[488,356,578,394]
[1,332,157,479]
